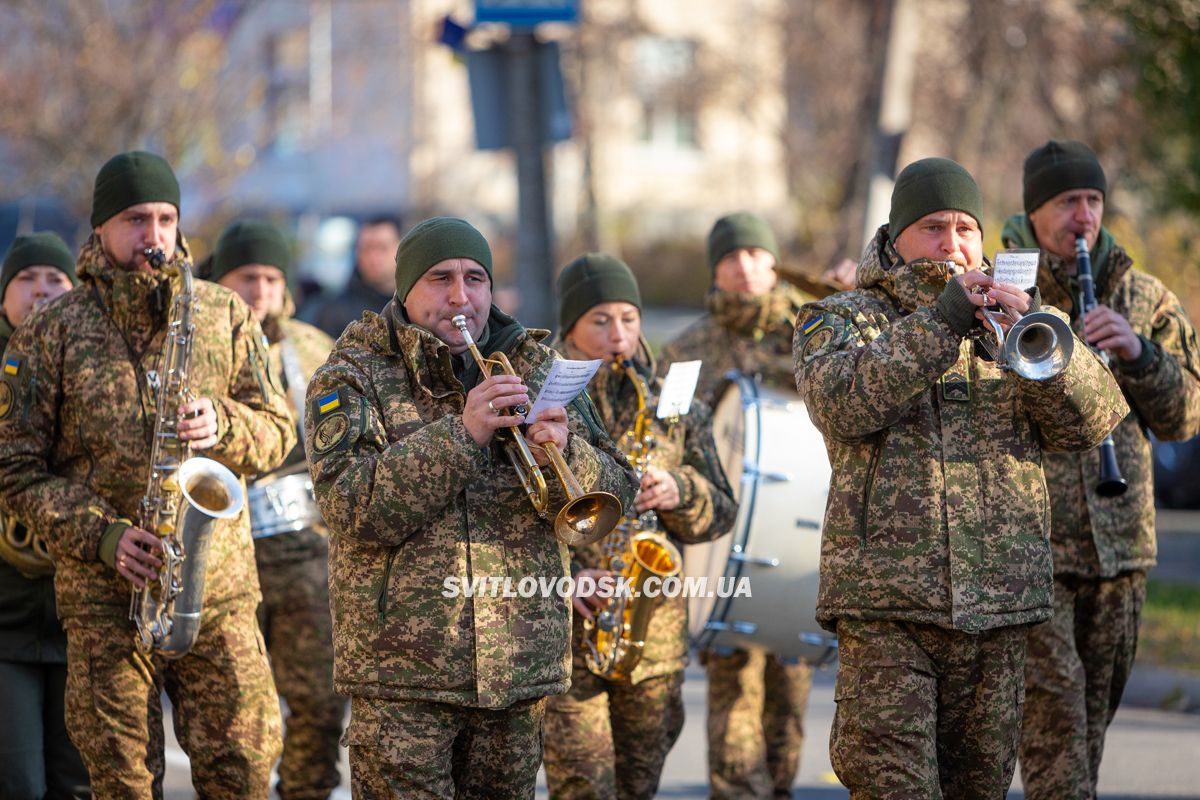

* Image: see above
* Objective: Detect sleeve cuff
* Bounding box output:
[936,280,978,337]
[98,519,133,568]
[1115,335,1157,376]
[668,468,697,510]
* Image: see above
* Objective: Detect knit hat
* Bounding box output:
[707,212,779,272]
[888,157,983,241]
[1,232,77,300]
[90,151,181,228]
[210,221,292,283]
[395,217,492,301]
[1023,139,1107,214]
[556,252,642,334]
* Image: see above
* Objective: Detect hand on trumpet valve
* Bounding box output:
[959,272,1030,333]
[525,406,568,467]
[1083,304,1142,362]
[464,374,528,447]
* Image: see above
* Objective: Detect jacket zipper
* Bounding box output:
[857,431,886,543]
[377,547,398,621]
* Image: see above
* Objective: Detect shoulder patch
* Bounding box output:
[3,355,21,376]
[311,411,351,455]
[795,312,848,365]
[0,379,14,420]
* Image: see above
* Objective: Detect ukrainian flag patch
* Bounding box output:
[3,357,20,376]
[800,315,824,335]
[317,390,341,414]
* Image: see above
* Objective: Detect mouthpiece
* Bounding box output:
[143,248,167,269]
[451,314,474,347]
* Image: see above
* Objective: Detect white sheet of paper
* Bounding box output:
[656,360,701,419]
[992,249,1040,290]
[526,358,603,424]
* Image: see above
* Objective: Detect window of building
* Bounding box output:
[632,36,699,149]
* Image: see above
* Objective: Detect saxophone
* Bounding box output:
[129,247,245,659]
[583,359,682,680]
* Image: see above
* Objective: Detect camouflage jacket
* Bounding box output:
[554,337,736,684]
[0,312,66,662]
[305,302,639,708]
[253,293,335,565]
[662,283,815,407]
[0,236,296,623]
[1003,215,1200,577]
[793,227,1128,633]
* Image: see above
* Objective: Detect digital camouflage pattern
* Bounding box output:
[831,619,1027,799]
[345,695,546,800]
[705,648,812,800]
[252,294,345,800]
[0,234,294,797]
[0,234,296,620]
[1001,216,1200,800]
[1020,571,1145,800]
[542,669,684,800]
[543,337,734,798]
[661,284,814,408]
[305,302,639,709]
[662,278,816,798]
[64,607,281,799]
[793,226,1128,634]
[1001,216,1200,579]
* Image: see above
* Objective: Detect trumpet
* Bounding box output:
[1075,236,1128,497]
[451,315,622,547]
[970,267,1074,382]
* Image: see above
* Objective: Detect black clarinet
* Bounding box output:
[1075,236,1128,497]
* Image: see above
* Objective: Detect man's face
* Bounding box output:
[356,222,402,292]
[403,258,492,354]
[94,202,178,272]
[216,264,287,323]
[892,210,983,274]
[3,266,74,326]
[567,301,642,363]
[1028,188,1105,264]
[714,247,778,296]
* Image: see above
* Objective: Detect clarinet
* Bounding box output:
[1075,236,1128,498]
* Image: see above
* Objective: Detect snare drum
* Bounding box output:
[685,372,836,663]
[249,464,323,539]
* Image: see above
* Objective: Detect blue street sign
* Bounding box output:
[474,0,577,27]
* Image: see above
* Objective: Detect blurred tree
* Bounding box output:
[0,0,246,220]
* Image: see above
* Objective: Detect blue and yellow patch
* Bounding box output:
[317,390,340,414]
[3,357,20,376]
[799,315,824,336]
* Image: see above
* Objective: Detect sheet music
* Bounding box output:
[992,248,1040,290]
[656,360,701,419]
[526,358,603,423]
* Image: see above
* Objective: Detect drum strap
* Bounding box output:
[280,338,308,435]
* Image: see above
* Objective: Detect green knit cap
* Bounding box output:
[1023,139,1107,214]
[707,212,779,272]
[210,221,292,283]
[556,252,642,334]
[91,151,181,228]
[888,157,982,241]
[395,217,492,301]
[1,232,77,301]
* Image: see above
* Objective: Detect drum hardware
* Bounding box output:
[795,519,820,530]
[706,620,758,635]
[742,464,793,483]
[729,547,780,568]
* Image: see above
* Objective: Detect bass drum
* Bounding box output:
[685,372,836,663]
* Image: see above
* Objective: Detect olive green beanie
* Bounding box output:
[210,221,292,283]
[90,151,181,228]
[1023,139,1106,214]
[394,217,492,301]
[1,232,77,300]
[888,157,982,241]
[556,252,642,334]
[707,212,779,272]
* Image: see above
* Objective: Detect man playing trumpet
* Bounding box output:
[304,217,637,798]
[794,157,1128,798]
[1004,140,1200,800]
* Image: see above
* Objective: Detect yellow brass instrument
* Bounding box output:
[583,359,682,680]
[129,247,245,659]
[451,314,621,547]
[0,513,54,577]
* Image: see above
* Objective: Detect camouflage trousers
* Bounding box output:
[705,648,812,799]
[831,619,1027,800]
[346,694,547,799]
[62,602,282,800]
[256,537,347,800]
[543,668,685,799]
[1019,570,1146,800]
[0,660,89,800]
